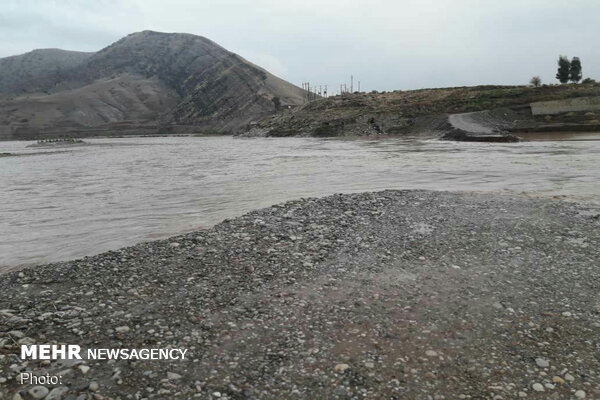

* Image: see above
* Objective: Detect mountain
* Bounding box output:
[0,31,305,139]
[0,49,93,94]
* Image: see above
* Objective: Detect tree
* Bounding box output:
[570,57,582,83]
[530,76,542,87]
[582,77,596,84]
[556,55,570,83]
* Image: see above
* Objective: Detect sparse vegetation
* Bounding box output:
[530,76,542,87]
[254,83,600,137]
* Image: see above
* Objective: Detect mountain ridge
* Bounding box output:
[0,30,305,139]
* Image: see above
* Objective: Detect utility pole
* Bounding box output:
[351,75,353,93]
[358,81,361,92]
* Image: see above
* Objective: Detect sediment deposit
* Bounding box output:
[1,190,599,399]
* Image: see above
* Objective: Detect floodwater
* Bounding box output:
[517,131,600,141]
[1,135,599,271]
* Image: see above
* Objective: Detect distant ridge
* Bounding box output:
[0,31,305,139]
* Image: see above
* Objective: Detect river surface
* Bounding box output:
[1,135,599,271]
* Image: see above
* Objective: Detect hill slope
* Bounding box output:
[247,84,600,138]
[0,48,93,94]
[0,31,305,139]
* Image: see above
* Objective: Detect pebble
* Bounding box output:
[334,363,350,373]
[425,350,438,357]
[552,376,565,384]
[424,372,436,379]
[79,365,90,374]
[45,387,69,400]
[8,330,24,339]
[565,373,575,382]
[89,381,99,391]
[575,390,586,399]
[115,326,130,333]
[535,358,549,368]
[28,386,49,399]
[167,372,182,380]
[518,392,527,398]
[532,383,544,392]
[562,311,572,317]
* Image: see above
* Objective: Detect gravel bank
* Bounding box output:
[1,190,599,400]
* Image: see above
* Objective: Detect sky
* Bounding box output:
[1,0,599,93]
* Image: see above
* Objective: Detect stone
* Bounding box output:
[115,326,130,333]
[45,387,69,400]
[89,381,99,391]
[364,361,375,369]
[518,392,527,398]
[535,358,549,368]
[574,390,586,399]
[425,350,438,357]
[552,376,565,384]
[167,372,182,380]
[170,242,180,248]
[565,373,575,382]
[17,337,35,345]
[562,311,572,317]
[28,386,49,399]
[334,363,350,373]
[532,383,544,392]
[8,330,24,339]
[79,365,90,374]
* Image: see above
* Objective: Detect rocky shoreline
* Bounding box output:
[1,190,599,399]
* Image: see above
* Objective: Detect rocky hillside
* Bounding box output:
[0,31,305,139]
[0,49,93,93]
[247,83,600,138]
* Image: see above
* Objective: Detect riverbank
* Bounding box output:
[244,84,600,139]
[1,190,599,399]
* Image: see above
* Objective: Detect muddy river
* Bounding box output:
[1,135,599,270]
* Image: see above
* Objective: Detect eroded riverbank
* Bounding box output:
[1,190,599,399]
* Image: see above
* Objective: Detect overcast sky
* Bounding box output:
[1,0,599,92]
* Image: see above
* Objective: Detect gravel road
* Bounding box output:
[449,112,496,134]
[446,111,520,142]
[1,190,599,400]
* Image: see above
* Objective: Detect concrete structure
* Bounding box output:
[531,96,600,116]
